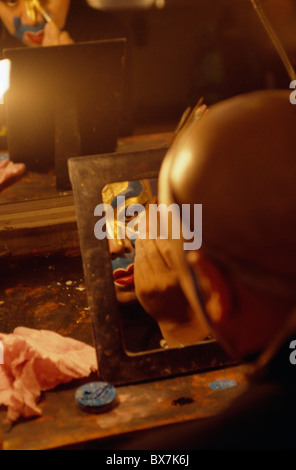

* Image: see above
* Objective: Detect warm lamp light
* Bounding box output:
[0,59,11,105]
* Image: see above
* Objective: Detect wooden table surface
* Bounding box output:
[1,363,248,450]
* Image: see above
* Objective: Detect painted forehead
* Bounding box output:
[0,0,46,5]
[0,0,47,4]
[102,180,152,207]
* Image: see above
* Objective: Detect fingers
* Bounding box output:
[134,238,170,304]
[134,237,179,314]
[154,238,175,270]
[42,23,73,46]
[42,23,60,46]
[59,31,74,45]
[136,237,175,271]
[135,238,169,276]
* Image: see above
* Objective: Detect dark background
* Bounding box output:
[0,0,293,132]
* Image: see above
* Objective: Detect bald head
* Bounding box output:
[164,90,296,297]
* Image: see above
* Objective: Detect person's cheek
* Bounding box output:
[0,12,15,37]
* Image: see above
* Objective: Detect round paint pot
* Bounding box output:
[75,381,117,413]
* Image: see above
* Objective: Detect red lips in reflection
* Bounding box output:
[113,264,134,288]
[24,30,45,45]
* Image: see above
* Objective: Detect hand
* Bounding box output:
[134,237,210,347]
[42,22,73,46]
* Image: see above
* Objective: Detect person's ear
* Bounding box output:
[185,251,233,325]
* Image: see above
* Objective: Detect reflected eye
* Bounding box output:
[125,214,137,222]
[4,0,19,6]
[125,202,147,224]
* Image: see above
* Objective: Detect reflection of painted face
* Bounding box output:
[13,15,46,44]
[102,180,152,304]
[0,0,70,47]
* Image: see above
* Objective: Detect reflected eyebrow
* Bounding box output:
[111,181,144,210]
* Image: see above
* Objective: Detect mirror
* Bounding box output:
[0,38,126,205]
[101,177,165,354]
[68,147,233,386]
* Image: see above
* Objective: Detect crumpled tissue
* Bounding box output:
[0,154,26,190]
[0,327,97,421]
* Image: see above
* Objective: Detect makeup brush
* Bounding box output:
[25,0,59,29]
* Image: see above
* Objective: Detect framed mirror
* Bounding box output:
[3,38,126,190]
[68,147,233,386]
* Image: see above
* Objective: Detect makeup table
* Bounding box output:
[0,312,247,450]
[0,366,248,449]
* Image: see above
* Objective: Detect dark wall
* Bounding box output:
[114,0,293,126]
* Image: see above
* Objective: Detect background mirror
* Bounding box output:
[3,39,126,191]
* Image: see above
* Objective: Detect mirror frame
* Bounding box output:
[68,147,234,385]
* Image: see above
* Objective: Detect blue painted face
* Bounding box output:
[109,181,145,274]
[13,16,46,43]
[111,241,136,273]
[102,180,151,273]
[102,180,152,304]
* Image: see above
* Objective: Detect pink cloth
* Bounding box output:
[0,156,26,189]
[0,327,97,421]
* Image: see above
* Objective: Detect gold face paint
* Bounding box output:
[25,0,57,26]
[25,0,37,22]
[102,180,152,243]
